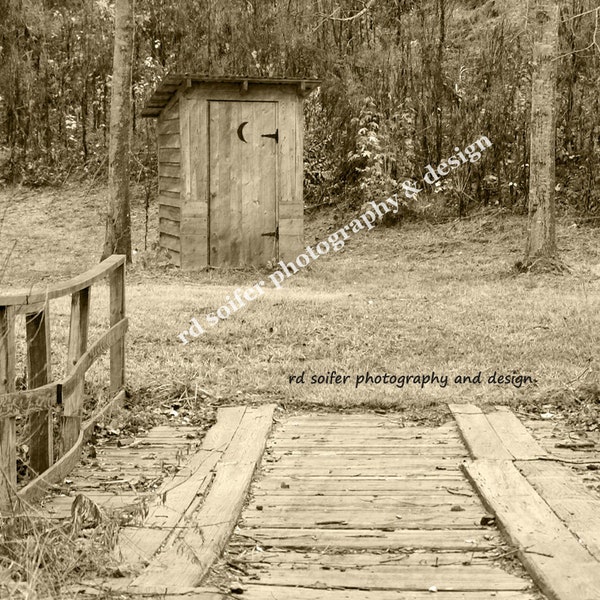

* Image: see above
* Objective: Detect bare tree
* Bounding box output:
[522,0,561,270]
[102,0,133,262]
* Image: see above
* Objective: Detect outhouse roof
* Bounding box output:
[142,73,321,118]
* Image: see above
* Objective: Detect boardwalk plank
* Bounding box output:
[246,494,480,508]
[131,404,276,590]
[518,459,600,560]
[273,431,460,440]
[116,406,247,567]
[242,507,485,529]
[262,465,461,476]
[239,528,502,550]
[252,478,470,494]
[236,549,510,567]
[269,446,467,456]
[448,405,512,460]
[248,565,531,591]
[238,586,538,600]
[464,458,600,600]
[268,456,465,466]
[486,409,548,460]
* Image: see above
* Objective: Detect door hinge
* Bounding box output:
[261,225,279,239]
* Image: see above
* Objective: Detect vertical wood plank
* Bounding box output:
[240,102,253,265]
[294,93,305,256]
[255,101,277,264]
[180,96,209,270]
[61,287,90,454]
[0,306,16,511]
[277,93,304,260]
[194,97,209,263]
[243,102,279,266]
[209,101,224,266]
[278,94,294,205]
[220,101,233,265]
[231,101,242,264]
[110,263,126,395]
[26,302,53,474]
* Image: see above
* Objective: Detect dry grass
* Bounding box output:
[0,495,122,599]
[1,186,599,422]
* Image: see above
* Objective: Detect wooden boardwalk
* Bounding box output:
[29,405,600,600]
[37,424,206,521]
[215,413,542,600]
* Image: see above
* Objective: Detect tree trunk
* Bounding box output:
[102,0,133,262]
[523,0,559,268]
[434,0,445,164]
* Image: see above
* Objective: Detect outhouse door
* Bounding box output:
[208,100,278,267]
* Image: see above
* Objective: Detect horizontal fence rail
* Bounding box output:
[0,255,127,511]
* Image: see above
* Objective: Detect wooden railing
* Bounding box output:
[0,255,127,511]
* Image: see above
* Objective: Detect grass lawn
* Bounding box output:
[1,184,599,424]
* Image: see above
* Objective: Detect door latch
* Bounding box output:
[261,129,279,143]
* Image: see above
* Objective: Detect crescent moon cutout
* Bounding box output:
[237,121,248,143]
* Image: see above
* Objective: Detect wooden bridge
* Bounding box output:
[2,260,600,600]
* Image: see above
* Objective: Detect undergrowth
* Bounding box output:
[0,496,121,599]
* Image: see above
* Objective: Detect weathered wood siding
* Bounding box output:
[179,94,209,269]
[278,90,304,261]
[158,83,307,270]
[157,99,182,266]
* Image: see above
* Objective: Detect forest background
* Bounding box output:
[1,0,599,221]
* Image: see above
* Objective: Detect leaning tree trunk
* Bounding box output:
[523,0,560,269]
[102,0,133,262]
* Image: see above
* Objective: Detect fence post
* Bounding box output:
[109,260,126,395]
[0,306,16,512]
[61,287,90,454]
[26,301,53,474]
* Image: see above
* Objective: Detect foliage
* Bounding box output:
[0,0,599,217]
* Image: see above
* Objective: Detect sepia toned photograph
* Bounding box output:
[0,0,599,598]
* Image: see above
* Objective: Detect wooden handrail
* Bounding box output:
[61,318,128,398]
[0,384,58,416]
[0,255,125,307]
[0,318,128,417]
[0,255,127,511]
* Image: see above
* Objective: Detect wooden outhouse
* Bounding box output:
[142,74,320,270]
